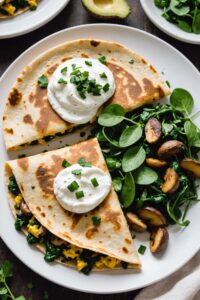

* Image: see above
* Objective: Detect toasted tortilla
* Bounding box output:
[3,39,170,150]
[5,138,140,268]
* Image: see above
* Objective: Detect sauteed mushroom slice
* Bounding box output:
[161,168,180,193]
[146,158,167,169]
[180,159,200,178]
[20,201,32,216]
[150,227,169,253]
[157,140,184,159]
[138,207,166,227]
[145,118,161,144]
[126,212,147,233]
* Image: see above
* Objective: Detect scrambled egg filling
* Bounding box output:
[14,192,123,272]
[0,0,38,15]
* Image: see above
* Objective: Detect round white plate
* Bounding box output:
[140,0,200,44]
[0,0,70,39]
[0,24,200,294]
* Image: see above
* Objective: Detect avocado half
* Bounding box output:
[82,0,131,19]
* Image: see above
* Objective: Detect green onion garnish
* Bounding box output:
[58,78,68,84]
[61,66,67,74]
[78,157,92,167]
[138,245,146,255]
[62,159,71,168]
[67,181,79,192]
[98,56,107,65]
[38,75,48,88]
[75,190,84,199]
[92,216,101,226]
[85,61,92,66]
[72,169,82,175]
[103,83,110,92]
[129,59,134,64]
[100,72,107,79]
[91,178,99,187]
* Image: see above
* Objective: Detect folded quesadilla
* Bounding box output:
[0,0,39,18]
[3,39,170,150]
[5,138,140,273]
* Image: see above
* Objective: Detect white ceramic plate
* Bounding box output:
[0,0,70,39]
[0,24,200,294]
[140,0,200,44]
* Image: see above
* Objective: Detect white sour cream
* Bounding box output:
[54,164,112,214]
[47,58,115,124]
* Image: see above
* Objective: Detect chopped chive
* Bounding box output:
[78,157,92,167]
[91,177,99,187]
[85,61,92,66]
[67,181,79,192]
[72,169,82,175]
[98,56,107,65]
[62,159,71,168]
[61,66,67,74]
[58,78,68,84]
[100,72,107,79]
[75,190,84,199]
[129,59,135,64]
[92,216,101,226]
[38,75,48,88]
[138,245,146,255]
[166,80,171,88]
[103,83,110,92]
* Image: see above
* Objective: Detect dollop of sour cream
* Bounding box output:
[54,164,112,214]
[47,58,115,124]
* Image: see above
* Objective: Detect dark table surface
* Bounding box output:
[0,0,199,299]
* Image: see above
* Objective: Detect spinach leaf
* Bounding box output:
[134,166,158,185]
[112,178,123,192]
[106,157,121,171]
[119,125,143,147]
[193,12,200,34]
[184,120,200,148]
[121,173,135,208]
[98,104,125,127]
[122,146,146,172]
[177,20,192,32]
[170,88,194,114]
[170,0,190,16]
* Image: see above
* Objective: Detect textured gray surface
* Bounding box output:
[0,0,199,299]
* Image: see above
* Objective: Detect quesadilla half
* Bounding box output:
[0,0,39,18]
[5,138,140,273]
[3,39,170,150]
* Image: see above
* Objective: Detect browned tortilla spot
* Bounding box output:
[4,128,13,134]
[90,40,100,47]
[103,207,121,231]
[150,65,157,73]
[36,206,41,211]
[108,63,142,110]
[70,214,82,230]
[86,227,98,239]
[3,116,6,121]
[141,58,147,64]
[81,53,89,58]
[46,64,59,75]
[17,157,29,171]
[143,78,165,98]
[41,212,46,218]
[61,56,73,62]
[17,77,23,83]
[68,139,99,165]
[23,114,33,124]
[125,238,132,245]
[122,247,128,254]
[48,205,52,209]
[8,88,22,106]
[20,183,24,192]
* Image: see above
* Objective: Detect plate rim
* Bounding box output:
[140,0,200,45]
[0,23,200,294]
[0,0,70,39]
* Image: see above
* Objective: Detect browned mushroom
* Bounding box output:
[20,201,32,216]
[146,158,167,169]
[126,212,147,232]
[138,207,166,226]
[150,227,169,253]
[145,118,162,144]
[161,168,180,193]
[51,237,66,247]
[157,140,184,159]
[180,159,200,178]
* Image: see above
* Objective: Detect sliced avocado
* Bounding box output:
[82,0,131,19]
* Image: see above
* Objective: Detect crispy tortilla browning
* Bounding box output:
[3,39,170,150]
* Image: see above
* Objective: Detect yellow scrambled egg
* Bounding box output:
[63,245,83,260]
[95,257,120,269]
[2,3,16,15]
[27,223,43,238]
[27,0,38,8]
[77,259,87,271]
[14,194,23,207]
